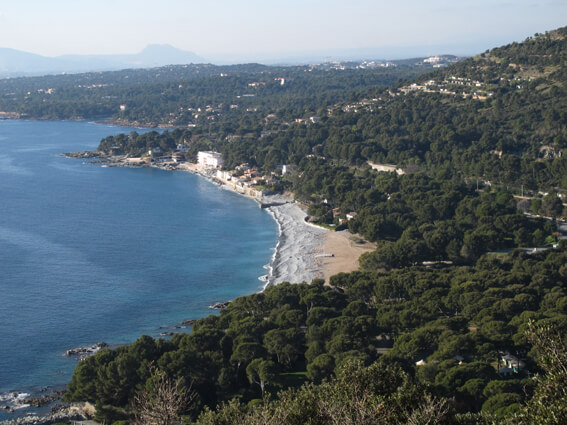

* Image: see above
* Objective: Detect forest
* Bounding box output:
[6,26,567,425]
[64,248,567,424]
[0,61,429,125]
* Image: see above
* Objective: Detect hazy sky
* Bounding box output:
[1,0,566,61]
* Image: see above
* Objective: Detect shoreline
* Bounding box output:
[0,152,376,423]
[177,164,329,286]
[169,163,376,286]
[69,153,374,287]
[263,201,327,286]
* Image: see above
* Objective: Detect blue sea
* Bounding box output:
[0,120,278,418]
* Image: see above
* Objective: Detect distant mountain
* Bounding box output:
[0,48,60,76]
[0,45,205,77]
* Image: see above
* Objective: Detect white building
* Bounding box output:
[367,162,405,175]
[198,151,224,168]
[424,56,441,64]
[148,146,162,156]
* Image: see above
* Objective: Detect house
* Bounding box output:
[176,144,189,152]
[280,164,297,175]
[424,56,441,64]
[498,353,526,376]
[217,170,232,181]
[501,353,525,371]
[197,151,224,168]
[346,212,358,221]
[264,176,276,186]
[148,146,162,156]
[235,164,250,173]
[172,152,185,163]
[367,161,405,175]
[244,168,261,178]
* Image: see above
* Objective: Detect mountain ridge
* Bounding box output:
[0,44,204,77]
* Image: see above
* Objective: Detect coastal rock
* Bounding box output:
[0,392,30,414]
[0,408,88,425]
[180,319,197,325]
[209,301,230,309]
[22,395,56,408]
[64,342,108,358]
[61,151,106,159]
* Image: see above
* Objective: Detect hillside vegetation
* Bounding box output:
[6,27,567,424]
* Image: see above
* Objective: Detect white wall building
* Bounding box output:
[198,151,224,168]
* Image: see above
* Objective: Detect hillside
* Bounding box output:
[57,27,567,425]
[218,26,567,194]
[0,61,430,125]
[6,26,567,424]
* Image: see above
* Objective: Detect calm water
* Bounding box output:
[0,120,277,415]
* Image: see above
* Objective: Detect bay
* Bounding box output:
[0,120,277,416]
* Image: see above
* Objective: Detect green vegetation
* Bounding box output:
[5,24,567,425]
[65,248,567,424]
[0,62,427,125]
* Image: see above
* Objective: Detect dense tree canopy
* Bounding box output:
[8,25,567,425]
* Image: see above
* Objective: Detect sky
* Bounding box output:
[1,0,566,62]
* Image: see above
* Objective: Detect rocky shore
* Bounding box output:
[0,404,92,425]
[62,151,106,159]
[64,342,108,358]
[0,389,93,425]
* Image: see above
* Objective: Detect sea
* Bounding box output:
[0,120,278,419]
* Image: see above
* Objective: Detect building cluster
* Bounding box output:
[215,163,284,198]
[340,98,381,114]
[147,149,289,199]
[398,75,495,100]
[416,351,528,378]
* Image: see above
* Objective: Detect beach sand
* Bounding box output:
[263,195,375,286]
[162,163,375,286]
[265,201,327,285]
[317,231,376,283]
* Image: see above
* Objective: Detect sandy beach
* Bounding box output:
[181,166,376,286]
[261,195,375,286]
[265,201,327,285]
[317,230,376,282]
